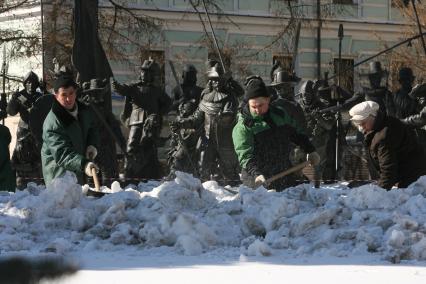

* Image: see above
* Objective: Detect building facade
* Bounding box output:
[95,0,409,94]
[1,1,414,94]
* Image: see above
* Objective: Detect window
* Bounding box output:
[332,0,359,4]
[334,58,354,93]
[272,54,293,73]
[391,0,406,8]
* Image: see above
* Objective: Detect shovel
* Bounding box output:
[260,161,310,188]
[86,167,108,198]
[85,151,109,197]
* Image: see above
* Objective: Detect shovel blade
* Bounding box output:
[86,188,108,198]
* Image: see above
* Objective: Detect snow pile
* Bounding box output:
[2,171,426,263]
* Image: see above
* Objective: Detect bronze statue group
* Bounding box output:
[1,58,426,192]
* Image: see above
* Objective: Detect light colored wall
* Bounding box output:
[101,1,406,93]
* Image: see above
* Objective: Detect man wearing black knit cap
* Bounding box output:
[232,76,320,190]
[41,74,99,185]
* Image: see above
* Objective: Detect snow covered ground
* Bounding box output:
[1,171,426,283]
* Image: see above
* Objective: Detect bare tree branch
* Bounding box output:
[0,0,30,15]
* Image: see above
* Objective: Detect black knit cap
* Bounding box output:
[244,76,269,100]
[53,74,78,93]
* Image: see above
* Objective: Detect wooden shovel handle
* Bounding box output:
[91,167,101,192]
[264,161,310,186]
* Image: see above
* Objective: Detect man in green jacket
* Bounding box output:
[232,76,320,190]
[41,74,99,185]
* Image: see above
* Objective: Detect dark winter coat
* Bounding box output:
[402,105,426,128]
[364,112,426,189]
[7,90,42,128]
[182,88,238,146]
[328,87,394,116]
[118,83,171,126]
[180,88,240,181]
[0,125,16,192]
[232,104,315,189]
[392,87,419,119]
[41,100,99,185]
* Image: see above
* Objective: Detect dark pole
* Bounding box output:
[40,0,45,80]
[316,0,322,80]
[1,47,6,125]
[410,0,426,55]
[335,24,344,179]
[200,0,227,72]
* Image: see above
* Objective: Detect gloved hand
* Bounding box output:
[254,175,266,187]
[84,162,99,177]
[17,94,28,105]
[306,151,321,166]
[85,145,98,160]
[16,94,31,109]
[110,79,124,95]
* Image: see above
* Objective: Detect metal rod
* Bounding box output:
[335,24,344,179]
[200,0,226,72]
[1,47,6,125]
[328,32,426,81]
[411,0,426,55]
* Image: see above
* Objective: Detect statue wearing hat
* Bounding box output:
[171,64,203,112]
[80,78,126,184]
[392,67,420,119]
[111,59,172,181]
[167,64,204,178]
[298,80,335,186]
[361,61,394,115]
[398,75,426,153]
[269,62,307,180]
[6,71,44,189]
[170,59,240,185]
[269,62,306,131]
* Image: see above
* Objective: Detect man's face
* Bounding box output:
[249,97,270,116]
[55,86,76,110]
[25,81,37,95]
[210,77,220,90]
[353,115,375,133]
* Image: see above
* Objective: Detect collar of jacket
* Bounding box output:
[51,99,81,127]
[241,103,275,127]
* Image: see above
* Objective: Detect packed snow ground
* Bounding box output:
[1,171,426,283]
